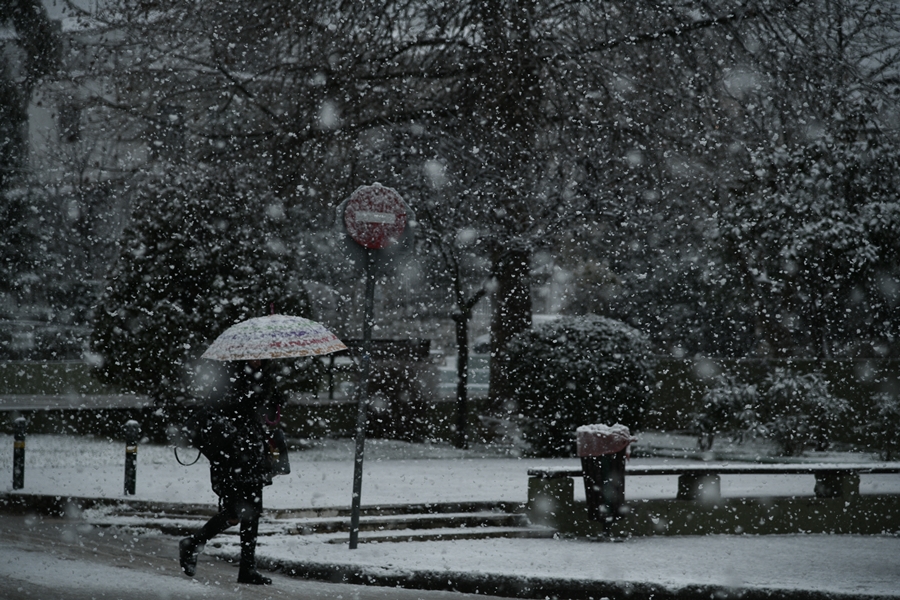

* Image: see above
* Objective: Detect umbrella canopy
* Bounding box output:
[201,314,347,361]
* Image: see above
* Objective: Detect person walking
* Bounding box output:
[179,360,280,585]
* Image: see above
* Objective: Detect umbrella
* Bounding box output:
[201,314,347,361]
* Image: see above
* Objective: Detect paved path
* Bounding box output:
[0,513,508,600]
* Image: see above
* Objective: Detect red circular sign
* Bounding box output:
[343,184,408,250]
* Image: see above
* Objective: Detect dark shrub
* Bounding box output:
[504,315,654,457]
[758,369,850,456]
[690,374,759,451]
[866,393,900,460]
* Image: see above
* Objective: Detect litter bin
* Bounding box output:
[576,424,636,524]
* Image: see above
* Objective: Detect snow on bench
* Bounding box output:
[527,463,900,500]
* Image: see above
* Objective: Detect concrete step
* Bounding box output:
[279,511,530,535]
[267,500,525,519]
[83,502,543,542]
[105,500,523,521]
[319,525,557,544]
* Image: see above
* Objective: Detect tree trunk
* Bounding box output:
[453,312,470,449]
[488,247,531,413]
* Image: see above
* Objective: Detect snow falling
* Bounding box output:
[2,1,900,597]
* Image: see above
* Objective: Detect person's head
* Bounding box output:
[230,361,265,392]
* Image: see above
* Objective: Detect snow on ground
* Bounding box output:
[2,432,900,597]
[0,540,230,600]
[3,432,898,507]
[232,534,900,597]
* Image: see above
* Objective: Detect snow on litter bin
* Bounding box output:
[576,423,637,524]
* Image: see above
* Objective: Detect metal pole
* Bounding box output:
[13,417,26,490]
[328,354,335,400]
[454,313,469,450]
[124,420,141,496]
[349,249,376,549]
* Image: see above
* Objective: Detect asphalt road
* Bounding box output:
[0,514,506,600]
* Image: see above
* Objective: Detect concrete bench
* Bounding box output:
[528,463,900,502]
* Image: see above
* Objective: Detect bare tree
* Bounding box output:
[68,0,886,401]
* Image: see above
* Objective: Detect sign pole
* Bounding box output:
[340,183,411,550]
[349,249,376,549]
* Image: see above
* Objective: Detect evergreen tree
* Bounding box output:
[716,138,900,357]
[90,162,311,404]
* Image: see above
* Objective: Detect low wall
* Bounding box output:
[0,406,169,442]
[528,476,900,537]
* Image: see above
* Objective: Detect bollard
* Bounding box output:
[124,420,141,496]
[13,417,26,490]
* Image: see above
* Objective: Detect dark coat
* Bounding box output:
[207,365,279,496]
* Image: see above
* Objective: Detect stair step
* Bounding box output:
[280,512,530,535]
[83,507,536,539]
[321,526,557,544]
[268,501,524,519]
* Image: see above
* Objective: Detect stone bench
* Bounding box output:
[527,463,900,502]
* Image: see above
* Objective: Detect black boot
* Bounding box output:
[237,570,272,585]
[237,507,270,585]
[179,537,198,577]
[180,512,231,577]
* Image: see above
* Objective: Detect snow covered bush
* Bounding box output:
[690,375,758,451]
[865,393,900,461]
[716,128,900,358]
[504,315,654,457]
[757,369,850,456]
[90,163,312,406]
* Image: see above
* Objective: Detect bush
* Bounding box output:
[504,315,654,457]
[866,393,900,460]
[90,163,311,406]
[691,374,758,451]
[757,369,850,456]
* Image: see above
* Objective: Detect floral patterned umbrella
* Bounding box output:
[201,314,347,361]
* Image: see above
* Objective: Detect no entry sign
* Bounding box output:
[342,184,408,250]
[340,183,411,549]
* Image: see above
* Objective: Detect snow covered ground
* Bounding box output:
[4,431,899,506]
[2,432,900,597]
[244,534,900,597]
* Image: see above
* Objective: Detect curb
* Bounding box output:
[261,557,888,600]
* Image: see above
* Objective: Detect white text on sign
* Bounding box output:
[355,211,396,224]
